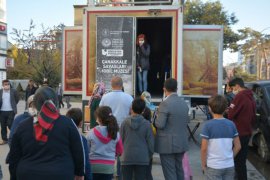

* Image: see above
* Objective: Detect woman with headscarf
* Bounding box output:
[8,87,85,180]
[89,82,105,129]
[136,34,150,95]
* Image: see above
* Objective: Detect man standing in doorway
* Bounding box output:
[99,76,133,180]
[228,77,256,180]
[0,79,19,145]
[154,78,189,180]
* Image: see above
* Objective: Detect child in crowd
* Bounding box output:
[66,108,92,180]
[142,106,154,180]
[120,98,154,180]
[86,106,123,180]
[200,95,241,180]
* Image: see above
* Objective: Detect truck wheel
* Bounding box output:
[257,134,270,162]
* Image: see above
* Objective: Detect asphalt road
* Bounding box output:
[248,147,270,180]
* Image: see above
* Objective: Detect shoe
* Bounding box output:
[0,140,7,145]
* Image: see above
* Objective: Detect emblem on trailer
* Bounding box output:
[102,38,112,47]
[102,29,110,37]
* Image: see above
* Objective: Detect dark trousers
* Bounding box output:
[121,165,148,180]
[234,135,250,180]
[117,156,122,180]
[65,96,71,108]
[0,111,15,141]
[146,158,153,180]
[92,173,113,180]
[160,153,184,180]
[58,95,64,108]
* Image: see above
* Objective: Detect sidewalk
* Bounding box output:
[0,100,266,180]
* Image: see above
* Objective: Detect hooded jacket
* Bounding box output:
[120,115,154,165]
[228,89,256,136]
[87,126,123,166]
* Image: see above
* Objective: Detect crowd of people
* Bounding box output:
[0,76,257,180]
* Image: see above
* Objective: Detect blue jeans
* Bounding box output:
[205,167,234,180]
[137,70,148,93]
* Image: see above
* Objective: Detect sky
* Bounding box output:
[6,0,270,65]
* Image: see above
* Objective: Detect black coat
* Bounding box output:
[136,43,150,70]
[9,115,85,180]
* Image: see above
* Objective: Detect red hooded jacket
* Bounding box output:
[228,89,256,136]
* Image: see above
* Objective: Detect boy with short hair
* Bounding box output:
[120,98,154,180]
[66,108,92,180]
[200,95,241,180]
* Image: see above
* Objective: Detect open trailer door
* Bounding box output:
[81,6,182,132]
[83,6,182,100]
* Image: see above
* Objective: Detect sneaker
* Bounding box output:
[0,140,7,145]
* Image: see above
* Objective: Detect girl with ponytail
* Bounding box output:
[86,106,123,180]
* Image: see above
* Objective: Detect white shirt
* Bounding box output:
[1,90,13,111]
[99,90,133,126]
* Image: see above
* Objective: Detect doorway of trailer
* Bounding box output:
[136,17,172,99]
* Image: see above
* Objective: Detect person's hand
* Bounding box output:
[202,166,206,174]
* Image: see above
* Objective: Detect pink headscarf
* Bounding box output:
[89,82,105,107]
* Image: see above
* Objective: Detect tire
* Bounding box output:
[257,133,270,162]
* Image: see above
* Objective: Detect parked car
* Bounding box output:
[245,80,270,162]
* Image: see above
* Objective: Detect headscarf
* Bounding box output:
[89,82,105,107]
[33,87,60,144]
[33,100,59,143]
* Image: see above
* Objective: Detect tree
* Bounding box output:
[233,65,257,82]
[7,21,64,87]
[184,0,240,51]
[238,27,270,79]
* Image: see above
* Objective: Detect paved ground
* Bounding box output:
[0,100,266,180]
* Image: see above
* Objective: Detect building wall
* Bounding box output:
[0,0,6,82]
[74,5,87,26]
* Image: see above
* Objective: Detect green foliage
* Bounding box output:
[7,21,63,88]
[238,27,270,80]
[238,27,270,55]
[184,0,240,51]
[233,66,257,82]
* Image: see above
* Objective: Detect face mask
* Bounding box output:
[232,90,239,95]
[28,107,37,117]
[3,85,10,90]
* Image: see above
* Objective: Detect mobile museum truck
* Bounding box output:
[62,0,223,132]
